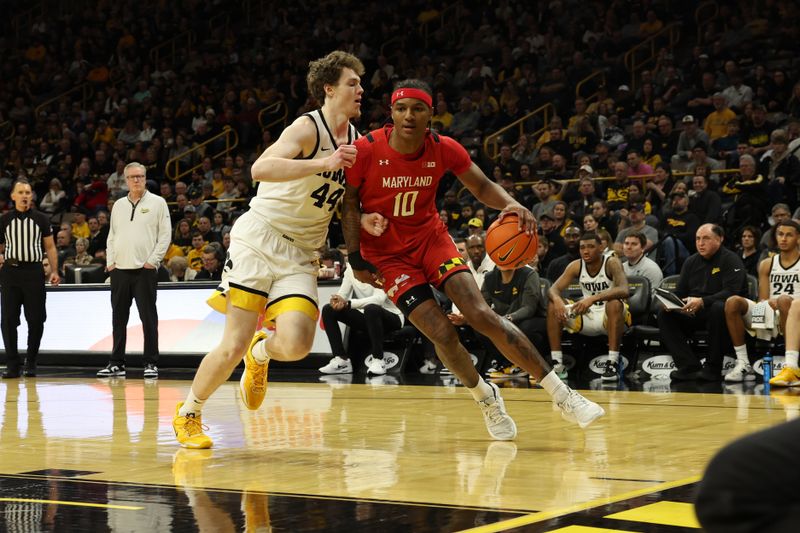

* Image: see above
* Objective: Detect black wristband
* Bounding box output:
[348,250,377,272]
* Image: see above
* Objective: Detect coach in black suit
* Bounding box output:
[0,180,60,378]
[658,223,746,381]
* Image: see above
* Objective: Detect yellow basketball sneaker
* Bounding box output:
[173,402,213,449]
[770,366,800,387]
[240,331,270,410]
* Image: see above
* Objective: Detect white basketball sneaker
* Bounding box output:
[724,360,755,382]
[319,356,353,374]
[365,356,387,375]
[557,389,605,428]
[477,382,517,441]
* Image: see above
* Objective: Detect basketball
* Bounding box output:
[485,213,538,269]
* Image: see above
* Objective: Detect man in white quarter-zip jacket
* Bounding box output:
[98,162,171,380]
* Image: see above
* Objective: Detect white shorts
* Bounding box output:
[743,299,781,340]
[564,300,631,336]
[207,211,320,323]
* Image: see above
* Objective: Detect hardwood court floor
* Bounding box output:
[0,375,795,532]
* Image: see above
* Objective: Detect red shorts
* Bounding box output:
[366,230,469,306]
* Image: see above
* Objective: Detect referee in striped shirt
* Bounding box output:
[0,179,60,378]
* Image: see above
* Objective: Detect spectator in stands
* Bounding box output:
[542,127,572,160]
[641,138,663,169]
[626,149,654,178]
[742,104,774,158]
[658,224,747,381]
[529,179,558,220]
[107,160,128,199]
[621,232,663,294]
[760,129,800,210]
[196,216,221,245]
[167,256,197,282]
[186,232,207,272]
[644,163,673,215]
[194,244,224,281]
[38,178,65,217]
[318,262,404,376]
[450,97,480,139]
[690,174,722,224]
[64,237,94,268]
[606,162,630,214]
[614,196,659,256]
[546,225,581,282]
[480,261,548,377]
[673,115,710,171]
[688,142,723,176]
[625,120,654,155]
[654,115,681,162]
[686,72,718,121]
[737,226,762,278]
[712,119,741,164]
[658,190,700,275]
[55,230,75,276]
[704,93,736,142]
[87,216,108,257]
[568,174,599,222]
[721,154,767,236]
[721,70,753,113]
[71,211,90,240]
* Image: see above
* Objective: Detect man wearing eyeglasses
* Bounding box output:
[98,162,171,380]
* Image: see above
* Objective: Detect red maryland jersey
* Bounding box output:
[345,125,472,258]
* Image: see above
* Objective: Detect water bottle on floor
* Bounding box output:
[763,351,773,387]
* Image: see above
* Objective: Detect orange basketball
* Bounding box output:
[485,213,538,269]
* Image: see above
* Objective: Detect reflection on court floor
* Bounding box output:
[0,376,789,531]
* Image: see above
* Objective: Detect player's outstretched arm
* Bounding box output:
[457,162,535,234]
[251,117,356,183]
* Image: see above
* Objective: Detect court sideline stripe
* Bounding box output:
[0,497,142,510]
[454,474,702,533]
[0,474,535,515]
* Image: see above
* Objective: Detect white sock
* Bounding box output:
[251,335,271,364]
[551,350,563,364]
[179,389,206,417]
[608,350,620,363]
[786,351,799,369]
[468,378,495,402]
[540,371,570,404]
[734,345,749,364]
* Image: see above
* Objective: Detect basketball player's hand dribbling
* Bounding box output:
[326,144,358,171]
[498,203,536,235]
[361,212,388,236]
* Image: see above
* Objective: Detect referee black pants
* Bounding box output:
[110,268,159,366]
[0,263,46,369]
[321,303,402,360]
[696,417,800,533]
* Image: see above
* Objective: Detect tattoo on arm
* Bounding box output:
[342,185,362,253]
[596,257,630,302]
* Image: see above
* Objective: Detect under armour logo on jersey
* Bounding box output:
[379,159,389,166]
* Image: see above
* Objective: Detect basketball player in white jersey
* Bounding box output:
[723,220,800,383]
[173,51,365,448]
[547,231,630,382]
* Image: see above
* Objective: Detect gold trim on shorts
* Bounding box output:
[264,294,318,325]
[206,285,269,314]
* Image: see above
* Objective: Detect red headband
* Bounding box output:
[391,88,432,108]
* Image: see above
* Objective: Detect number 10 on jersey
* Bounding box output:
[393,191,419,217]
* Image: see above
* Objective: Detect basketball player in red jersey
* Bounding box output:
[343,80,605,438]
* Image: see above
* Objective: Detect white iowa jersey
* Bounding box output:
[579,255,612,306]
[248,110,359,250]
[768,254,800,298]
